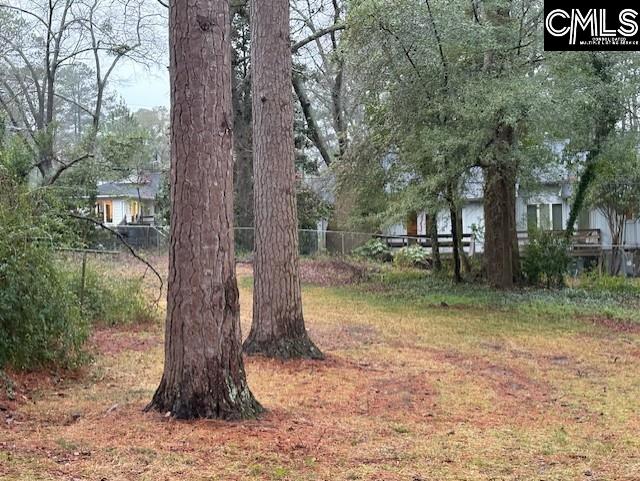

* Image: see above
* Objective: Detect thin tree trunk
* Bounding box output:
[429,212,442,272]
[457,209,471,274]
[146,0,261,420]
[243,0,323,359]
[450,206,462,283]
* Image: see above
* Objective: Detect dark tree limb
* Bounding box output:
[291,24,346,54]
[293,71,333,167]
[67,213,164,303]
[47,153,94,185]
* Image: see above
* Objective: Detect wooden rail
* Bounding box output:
[374,233,475,253]
[516,228,602,257]
[376,228,602,258]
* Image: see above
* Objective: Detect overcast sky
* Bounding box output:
[112,60,170,111]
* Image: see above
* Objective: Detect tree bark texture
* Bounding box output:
[244,0,323,360]
[147,0,261,420]
[484,124,520,289]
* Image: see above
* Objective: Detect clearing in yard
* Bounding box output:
[1,261,640,480]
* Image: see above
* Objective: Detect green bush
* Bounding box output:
[0,178,88,370]
[393,245,430,269]
[521,229,571,288]
[69,264,157,326]
[352,238,392,262]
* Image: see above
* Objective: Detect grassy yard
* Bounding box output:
[1,260,640,480]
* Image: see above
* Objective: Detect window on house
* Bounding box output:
[578,209,590,230]
[130,200,140,222]
[528,203,564,231]
[552,204,563,231]
[527,205,538,231]
[539,204,550,230]
[104,201,113,223]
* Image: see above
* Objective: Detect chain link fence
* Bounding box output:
[79,225,640,277]
[84,225,373,257]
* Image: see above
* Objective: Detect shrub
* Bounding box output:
[352,238,392,262]
[68,264,157,326]
[521,229,571,288]
[393,245,430,269]
[0,177,88,370]
[580,272,640,296]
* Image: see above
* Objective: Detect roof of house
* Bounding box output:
[97,172,163,200]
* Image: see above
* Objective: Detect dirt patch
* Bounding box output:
[309,324,381,351]
[434,349,551,405]
[299,259,372,286]
[235,261,253,277]
[583,316,640,334]
[90,326,162,356]
[0,369,81,414]
[364,374,437,419]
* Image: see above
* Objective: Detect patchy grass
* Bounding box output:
[1,261,640,480]
[359,268,640,324]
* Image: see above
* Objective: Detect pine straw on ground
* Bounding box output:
[2,262,640,480]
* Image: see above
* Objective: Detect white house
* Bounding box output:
[384,164,640,253]
[95,171,162,226]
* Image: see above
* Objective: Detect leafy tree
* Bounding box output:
[547,53,636,238]
[296,181,333,230]
[587,135,640,274]
[0,0,165,182]
[345,0,551,287]
[98,104,155,178]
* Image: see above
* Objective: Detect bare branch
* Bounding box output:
[53,92,95,117]
[0,3,49,27]
[47,153,94,185]
[67,213,164,303]
[291,23,346,54]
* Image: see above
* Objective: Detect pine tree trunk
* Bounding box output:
[243,0,323,360]
[146,0,261,420]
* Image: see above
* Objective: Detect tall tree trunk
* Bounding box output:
[243,0,323,359]
[147,0,261,420]
[484,124,520,288]
[484,162,519,288]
